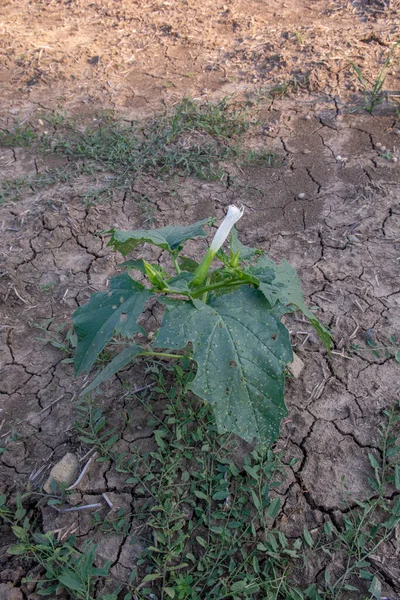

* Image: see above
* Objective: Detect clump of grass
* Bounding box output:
[351,41,400,114]
[0,98,279,206]
[0,495,112,600]
[74,362,400,600]
[49,98,258,183]
[1,358,400,599]
[75,361,304,600]
[0,176,27,204]
[0,125,36,147]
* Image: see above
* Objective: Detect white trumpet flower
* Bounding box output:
[209,205,245,254]
[192,205,245,286]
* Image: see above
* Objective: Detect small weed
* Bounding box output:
[39,281,57,292]
[34,318,119,367]
[34,318,77,363]
[73,362,400,599]
[380,150,393,161]
[268,75,309,99]
[351,333,400,363]
[0,125,36,147]
[0,176,28,203]
[294,31,305,45]
[39,108,68,127]
[352,41,400,114]
[48,98,252,185]
[76,361,306,599]
[0,494,113,600]
[314,402,400,598]
[238,147,278,166]
[0,98,277,213]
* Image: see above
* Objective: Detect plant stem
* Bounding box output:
[192,278,245,298]
[202,274,211,303]
[172,254,181,275]
[140,351,182,360]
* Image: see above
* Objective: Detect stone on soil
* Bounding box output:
[0,584,23,600]
[43,452,79,494]
[287,351,304,379]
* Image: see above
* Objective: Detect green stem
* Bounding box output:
[140,351,182,360]
[192,278,246,298]
[172,254,181,275]
[202,274,211,303]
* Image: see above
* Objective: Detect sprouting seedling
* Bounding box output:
[352,41,400,114]
[72,206,331,446]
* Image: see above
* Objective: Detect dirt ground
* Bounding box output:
[1,0,400,597]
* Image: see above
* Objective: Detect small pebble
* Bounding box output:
[381,145,387,152]
[287,352,304,379]
[392,128,400,136]
[297,192,306,199]
[336,155,342,162]
[393,156,398,163]
[43,453,79,494]
[304,114,311,120]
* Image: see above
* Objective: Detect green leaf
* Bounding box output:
[392,495,400,515]
[106,218,212,255]
[119,259,147,273]
[163,588,176,599]
[368,452,380,471]
[231,580,247,592]
[212,490,230,501]
[179,256,200,272]
[303,527,314,548]
[244,465,259,479]
[394,464,400,490]
[58,571,84,592]
[359,570,373,580]
[7,544,27,556]
[73,273,151,375]
[251,490,261,511]
[143,573,162,582]
[342,584,360,592]
[194,490,209,501]
[267,497,280,519]
[166,272,195,294]
[11,525,27,540]
[81,344,143,395]
[156,287,292,443]
[255,257,331,351]
[230,227,259,259]
[304,584,323,600]
[196,536,208,548]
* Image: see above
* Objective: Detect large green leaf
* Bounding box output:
[156,287,293,444]
[106,218,212,256]
[73,273,151,376]
[254,257,331,351]
[81,344,143,395]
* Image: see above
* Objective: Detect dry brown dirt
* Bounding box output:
[1,0,400,597]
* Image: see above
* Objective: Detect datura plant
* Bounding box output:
[72,206,331,445]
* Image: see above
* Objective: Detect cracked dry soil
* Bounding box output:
[1,0,400,597]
